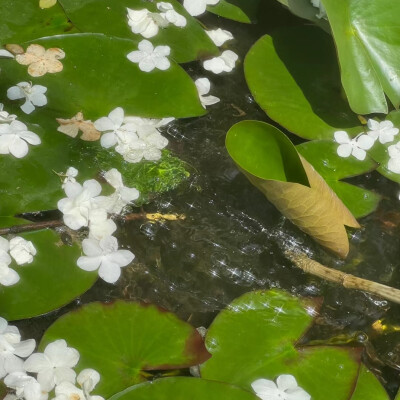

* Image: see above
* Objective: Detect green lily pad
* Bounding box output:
[350,365,389,400]
[0,0,76,45]
[57,0,218,63]
[0,229,97,320]
[244,26,360,140]
[208,0,260,23]
[200,290,362,400]
[109,377,259,400]
[40,301,211,398]
[297,140,380,218]
[323,0,400,114]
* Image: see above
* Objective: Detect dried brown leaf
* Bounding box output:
[5,44,24,55]
[245,156,359,258]
[57,112,100,141]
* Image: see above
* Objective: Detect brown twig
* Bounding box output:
[286,251,400,305]
[0,212,185,236]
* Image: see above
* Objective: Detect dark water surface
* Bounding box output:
[16,1,400,397]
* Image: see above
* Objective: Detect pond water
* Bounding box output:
[12,1,400,397]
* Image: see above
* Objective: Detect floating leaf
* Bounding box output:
[323,0,400,114]
[57,0,218,63]
[226,121,359,258]
[0,229,97,320]
[208,0,260,23]
[350,364,390,400]
[40,301,211,398]
[56,112,100,141]
[297,140,380,218]
[244,26,360,140]
[200,290,361,400]
[109,377,259,400]
[39,0,57,9]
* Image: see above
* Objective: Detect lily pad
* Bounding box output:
[0,0,76,45]
[323,0,400,114]
[200,290,361,400]
[226,121,359,258]
[57,0,218,63]
[244,26,360,140]
[350,365,390,400]
[109,377,259,400]
[297,140,380,218]
[208,0,260,23]
[0,229,97,320]
[40,301,211,398]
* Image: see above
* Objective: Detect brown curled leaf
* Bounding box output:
[16,44,65,77]
[56,112,100,141]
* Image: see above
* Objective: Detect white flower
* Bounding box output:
[0,237,20,287]
[0,120,41,158]
[77,369,101,394]
[0,317,36,379]
[157,2,187,27]
[183,0,220,16]
[7,82,47,114]
[24,339,79,392]
[54,381,103,400]
[127,40,171,72]
[334,130,374,161]
[203,50,238,74]
[9,237,36,265]
[94,169,139,214]
[4,372,47,400]
[251,375,311,400]
[367,119,399,144]
[0,104,17,123]
[388,142,400,174]
[195,78,220,108]
[57,180,102,230]
[126,8,166,39]
[77,236,134,284]
[87,208,117,241]
[206,28,233,46]
[122,116,174,136]
[62,167,79,189]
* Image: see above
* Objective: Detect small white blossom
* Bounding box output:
[24,339,80,392]
[203,50,238,74]
[251,375,311,400]
[0,237,20,287]
[206,28,233,47]
[195,78,220,108]
[62,167,79,189]
[87,208,117,241]
[57,180,102,230]
[388,141,400,174]
[94,169,139,214]
[4,372,47,400]
[77,369,101,394]
[77,236,134,284]
[367,119,399,144]
[9,237,37,265]
[183,0,220,16]
[126,8,166,39]
[157,2,187,27]
[7,82,47,114]
[334,130,374,161]
[0,104,17,123]
[0,120,41,158]
[127,40,171,72]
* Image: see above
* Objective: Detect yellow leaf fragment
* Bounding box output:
[16,44,65,77]
[5,44,24,55]
[146,213,186,221]
[245,157,359,258]
[56,112,100,141]
[39,0,57,9]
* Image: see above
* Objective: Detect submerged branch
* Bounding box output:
[0,212,186,235]
[286,251,400,305]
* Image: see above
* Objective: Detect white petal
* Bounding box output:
[195,78,211,96]
[104,168,123,189]
[286,387,311,400]
[45,340,79,368]
[98,261,121,283]
[127,50,144,64]
[30,93,47,107]
[351,147,366,161]
[18,130,41,145]
[276,374,298,391]
[0,49,14,58]
[155,57,170,71]
[0,237,10,252]
[77,255,102,271]
[336,143,352,158]
[356,134,374,150]
[203,57,225,74]
[139,56,156,72]
[54,367,76,385]
[0,266,20,286]
[334,130,350,144]
[108,107,124,127]
[94,117,115,132]
[13,339,36,358]
[81,238,102,257]
[183,0,207,16]
[201,94,220,107]
[37,369,56,392]
[206,28,234,47]
[20,101,35,115]
[9,136,29,158]
[388,157,400,174]
[109,250,135,267]
[77,368,100,392]
[138,39,154,53]
[7,86,24,100]
[83,179,102,197]
[24,353,51,373]
[251,378,277,394]
[367,119,379,130]
[3,354,24,374]
[100,131,118,148]
[99,235,118,253]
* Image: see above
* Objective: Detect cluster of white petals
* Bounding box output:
[388,141,400,174]
[95,107,171,163]
[127,3,186,39]
[127,39,171,72]
[334,130,374,161]
[61,167,79,189]
[0,104,17,124]
[367,119,399,144]
[195,78,220,108]
[252,375,311,400]
[0,120,41,159]
[7,82,47,114]
[183,0,220,16]
[206,28,234,47]
[0,236,37,287]
[203,50,238,74]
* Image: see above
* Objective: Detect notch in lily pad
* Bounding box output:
[226,120,360,258]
